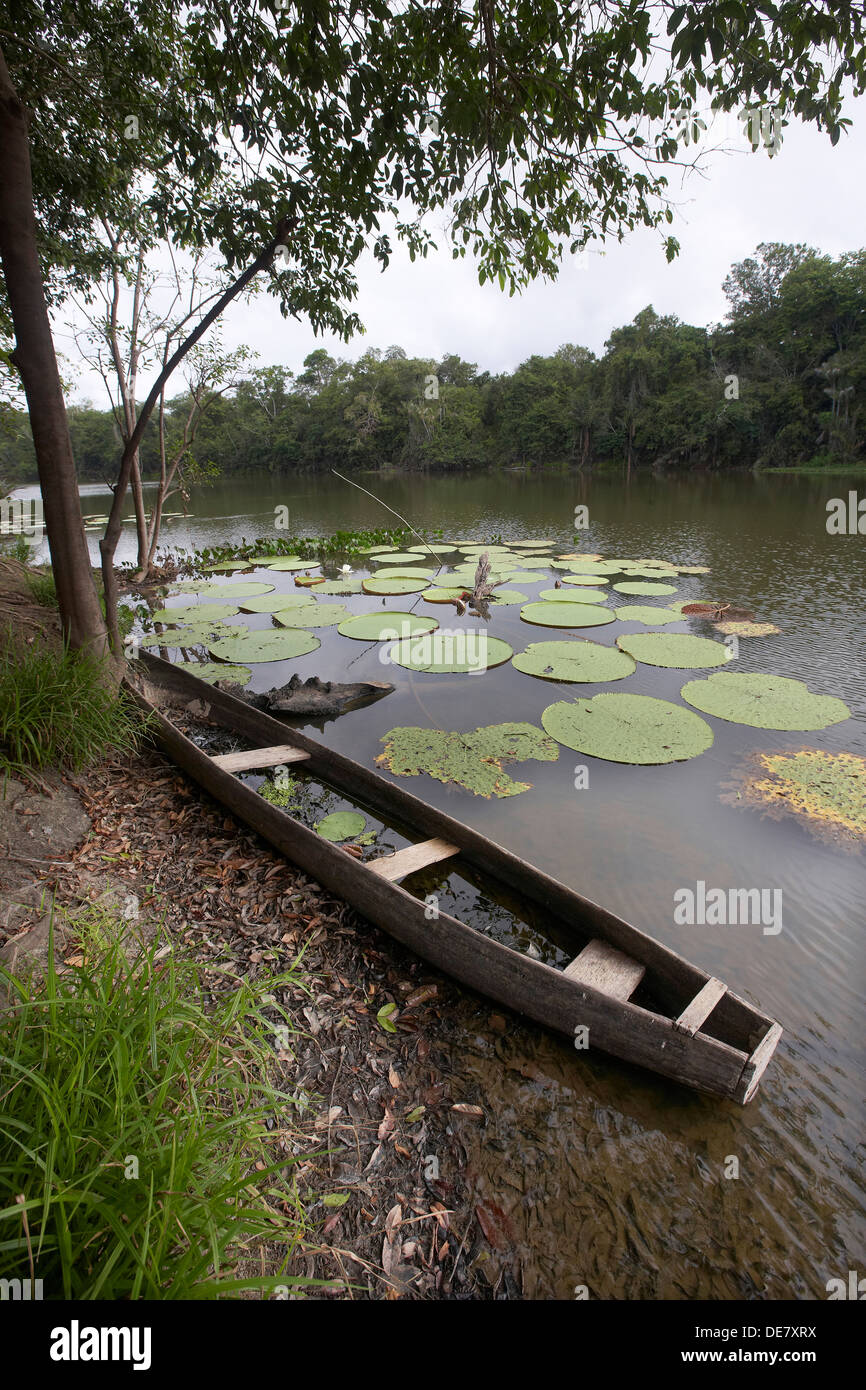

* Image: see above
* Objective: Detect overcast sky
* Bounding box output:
[61,93,866,404]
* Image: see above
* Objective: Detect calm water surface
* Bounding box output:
[23,470,865,1297]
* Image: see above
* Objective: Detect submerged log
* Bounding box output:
[216,672,394,717]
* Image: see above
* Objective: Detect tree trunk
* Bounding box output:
[0,45,110,658]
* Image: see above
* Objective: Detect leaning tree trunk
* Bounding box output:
[0,45,109,658]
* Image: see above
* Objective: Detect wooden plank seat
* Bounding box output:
[211,745,311,773]
[673,977,726,1036]
[563,938,645,1001]
[367,837,461,883]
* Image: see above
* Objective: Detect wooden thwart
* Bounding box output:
[673,977,726,1036]
[563,938,645,1001]
[368,837,461,883]
[211,745,311,773]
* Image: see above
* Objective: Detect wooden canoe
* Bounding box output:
[128,653,783,1104]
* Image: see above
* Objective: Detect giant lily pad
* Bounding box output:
[714,621,780,637]
[723,749,866,849]
[151,603,240,623]
[559,574,610,586]
[168,580,274,598]
[174,662,252,686]
[139,623,233,648]
[421,586,469,603]
[505,570,553,585]
[377,722,559,797]
[238,593,313,613]
[538,587,608,605]
[205,559,255,572]
[386,633,513,673]
[613,581,678,597]
[274,603,349,628]
[486,588,529,605]
[372,566,437,581]
[363,575,429,595]
[370,552,429,565]
[267,557,316,571]
[613,605,683,626]
[681,673,851,730]
[513,640,635,684]
[616,633,733,668]
[541,693,714,764]
[676,565,711,575]
[316,811,368,842]
[294,575,326,587]
[520,601,614,628]
[315,577,365,595]
[208,629,320,663]
[337,612,439,641]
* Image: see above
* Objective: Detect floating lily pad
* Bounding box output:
[676,565,711,575]
[377,722,559,797]
[174,662,252,686]
[372,566,437,581]
[503,570,551,585]
[294,575,326,587]
[208,629,320,663]
[559,574,610,586]
[316,811,368,842]
[363,575,430,595]
[267,557,315,571]
[205,560,255,571]
[315,577,365,595]
[139,623,234,648]
[486,588,529,605]
[613,581,678,596]
[386,633,513,673]
[538,587,608,605]
[168,580,274,599]
[421,586,469,603]
[337,612,439,641]
[238,593,313,613]
[616,633,733,669]
[520,601,615,628]
[561,560,621,575]
[723,749,866,850]
[359,544,401,554]
[151,603,240,623]
[274,603,349,628]
[613,605,683,626]
[506,556,553,569]
[510,539,556,549]
[619,566,678,579]
[681,673,851,730]
[369,552,429,565]
[513,640,636,684]
[714,621,781,637]
[541,693,714,764]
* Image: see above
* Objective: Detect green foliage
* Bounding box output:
[25,569,58,608]
[0,907,312,1298]
[0,633,144,777]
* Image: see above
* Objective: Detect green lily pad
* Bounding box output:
[542,693,714,764]
[537,587,608,605]
[559,574,610,586]
[503,570,551,585]
[337,611,439,641]
[504,556,553,569]
[204,560,254,572]
[486,588,529,605]
[513,640,636,683]
[561,560,621,575]
[613,581,678,596]
[139,623,234,648]
[619,566,679,579]
[420,586,469,603]
[723,749,866,848]
[238,593,314,613]
[616,633,733,668]
[274,603,349,628]
[369,552,429,565]
[613,605,683,625]
[386,633,514,673]
[377,722,559,797]
[316,811,367,842]
[267,557,317,571]
[208,629,321,663]
[151,603,240,623]
[173,662,252,686]
[520,601,615,628]
[680,673,851,730]
[372,566,438,581]
[168,580,274,598]
[315,577,365,594]
[363,575,430,595]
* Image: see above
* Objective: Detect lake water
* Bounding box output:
[17,469,866,1298]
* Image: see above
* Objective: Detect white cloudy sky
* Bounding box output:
[61,94,866,403]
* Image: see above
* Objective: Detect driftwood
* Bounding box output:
[216,672,394,717]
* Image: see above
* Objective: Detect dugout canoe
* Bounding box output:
[128,653,783,1104]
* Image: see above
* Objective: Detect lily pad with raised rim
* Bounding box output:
[337,612,439,641]
[208,629,321,663]
[616,633,733,668]
[513,640,636,684]
[680,673,851,730]
[541,693,714,764]
[520,601,615,628]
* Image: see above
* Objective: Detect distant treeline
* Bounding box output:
[2,242,863,485]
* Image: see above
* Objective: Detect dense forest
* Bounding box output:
[2,242,863,488]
